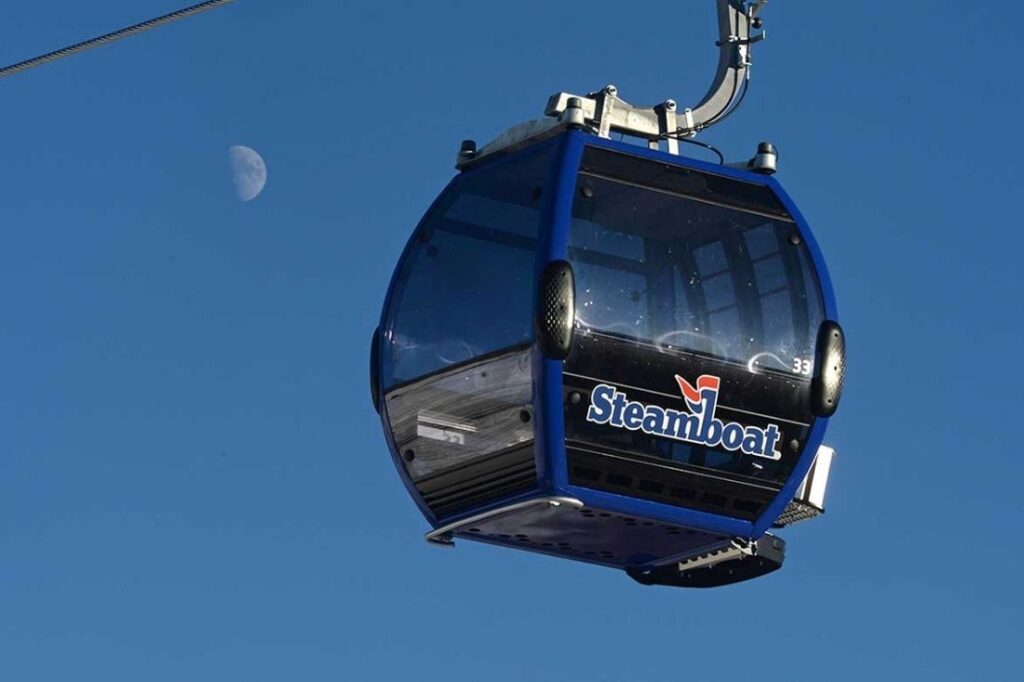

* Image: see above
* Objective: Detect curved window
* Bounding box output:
[382,147,551,389]
[563,146,827,509]
[569,156,824,374]
[379,146,552,517]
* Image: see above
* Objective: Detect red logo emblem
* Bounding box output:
[674,374,721,406]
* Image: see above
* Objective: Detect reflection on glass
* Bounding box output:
[568,172,825,375]
[382,146,550,388]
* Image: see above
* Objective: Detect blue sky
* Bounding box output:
[1,1,1022,680]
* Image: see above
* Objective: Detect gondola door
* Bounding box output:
[560,144,829,525]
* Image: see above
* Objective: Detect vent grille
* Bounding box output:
[536,260,574,359]
[773,499,823,527]
[812,320,845,417]
[567,446,776,521]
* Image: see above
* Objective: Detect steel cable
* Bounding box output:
[0,0,235,80]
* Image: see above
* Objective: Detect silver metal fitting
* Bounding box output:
[750,141,777,174]
[564,97,586,127]
[464,1,769,164]
[682,107,696,135]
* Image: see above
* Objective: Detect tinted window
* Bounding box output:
[385,348,534,483]
[563,151,825,495]
[570,171,824,373]
[381,147,550,388]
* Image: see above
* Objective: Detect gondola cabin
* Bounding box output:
[371,109,844,588]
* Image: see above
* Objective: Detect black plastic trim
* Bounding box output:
[811,320,845,417]
[370,327,381,414]
[580,146,792,220]
[567,447,778,521]
[536,260,575,360]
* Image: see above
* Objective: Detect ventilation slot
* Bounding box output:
[572,466,601,482]
[567,446,777,521]
[733,498,763,514]
[671,487,697,501]
[638,480,664,494]
[606,473,633,487]
[701,492,727,508]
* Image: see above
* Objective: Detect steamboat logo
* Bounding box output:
[585,374,782,460]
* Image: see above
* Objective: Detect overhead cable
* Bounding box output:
[0,0,235,80]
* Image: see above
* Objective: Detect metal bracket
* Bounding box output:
[627,532,786,588]
[674,537,760,572]
[425,496,585,547]
[456,1,768,167]
[545,0,765,147]
[774,444,836,527]
[727,140,779,174]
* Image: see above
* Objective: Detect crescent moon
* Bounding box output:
[228,145,267,202]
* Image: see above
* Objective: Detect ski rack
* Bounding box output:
[774,445,836,527]
[458,0,769,169]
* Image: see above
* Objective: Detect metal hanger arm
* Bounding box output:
[686,0,764,131]
[544,0,767,144]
